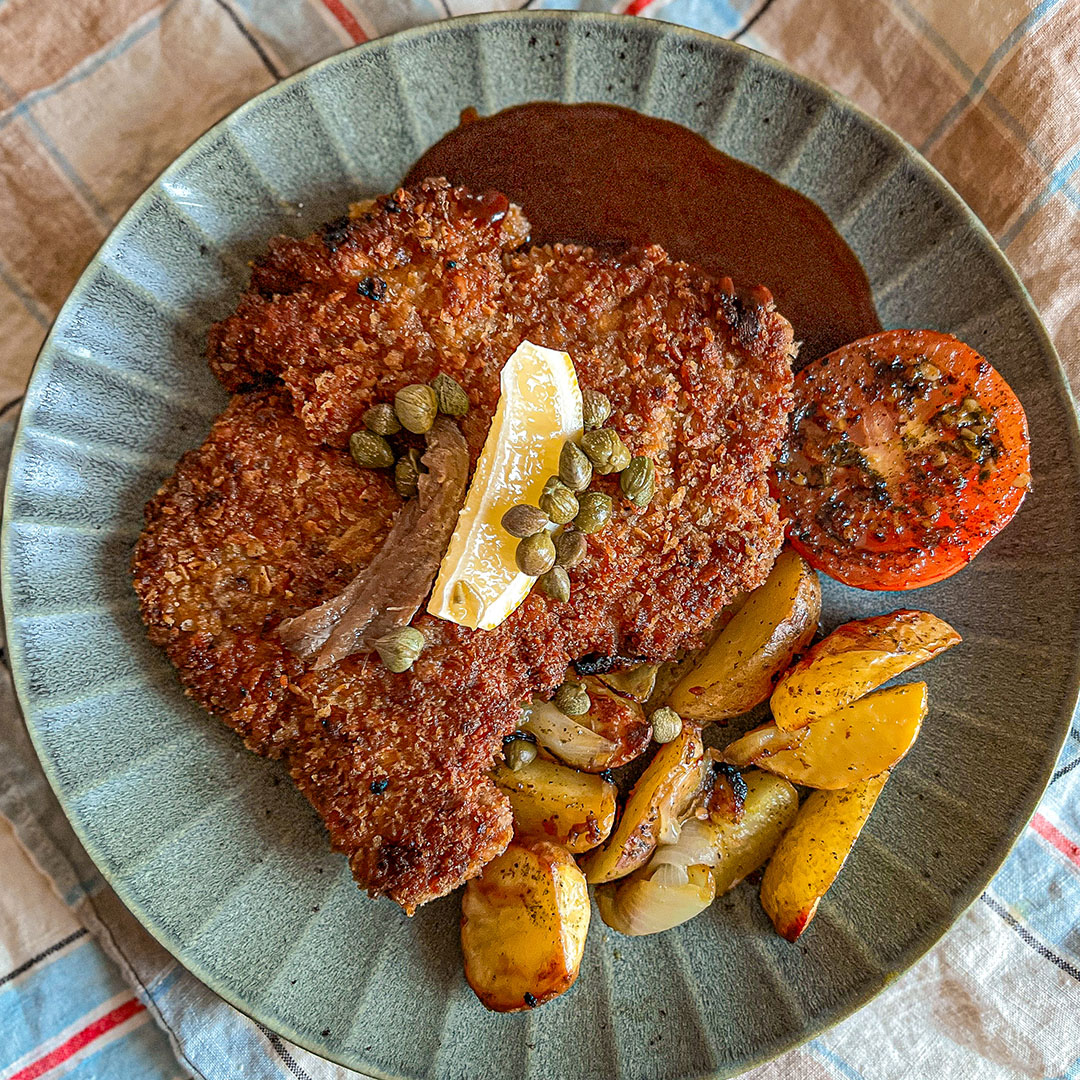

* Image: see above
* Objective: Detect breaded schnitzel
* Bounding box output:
[133,179,794,911]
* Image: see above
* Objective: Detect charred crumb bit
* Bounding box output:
[357,276,388,302]
[573,652,646,676]
[370,777,389,794]
[502,730,537,745]
[321,1028,330,1037]
[524,992,538,1008]
[384,198,401,213]
[321,216,352,252]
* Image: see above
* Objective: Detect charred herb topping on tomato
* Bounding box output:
[772,329,1031,591]
[777,352,1001,547]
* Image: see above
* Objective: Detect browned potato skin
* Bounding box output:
[770,609,960,731]
[760,773,888,941]
[668,550,821,722]
[706,770,800,894]
[723,683,927,790]
[461,838,590,1012]
[581,726,705,884]
[492,757,617,853]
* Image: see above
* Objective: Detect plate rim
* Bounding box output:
[3,11,1079,1078]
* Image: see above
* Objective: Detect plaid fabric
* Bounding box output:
[0,2,1077,1078]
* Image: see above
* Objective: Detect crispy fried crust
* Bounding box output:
[135,179,794,911]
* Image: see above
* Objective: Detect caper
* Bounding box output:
[620,455,655,507]
[559,440,593,492]
[610,442,632,472]
[394,383,438,434]
[582,428,631,474]
[394,447,423,499]
[582,388,613,430]
[650,706,683,744]
[537,565,571,603]
[515,531,556,576]
[554,528,587,568]
[373,626,425,673]
[574,491,613,534]
[431,372,470,416]
[539,481,579,525]
[349,430,395,469]
[554,681,590,717]
[363,402,401,436]
[505,738,537,771]
[502,503,549,538]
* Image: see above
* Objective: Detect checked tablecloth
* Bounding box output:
[0,2,1078,1079]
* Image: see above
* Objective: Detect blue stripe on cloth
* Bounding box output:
[62,1008,181,1080]
[808,1041,868,1080]
[641,0,746,37]
[989,829,1080,958]
[148,966,291,1080]
[0,939,129,1066]
[0,257,51,328]
[1062,1047,1080,1080]
[981,892,1080,983]
[146,963,182,998]
[0,2,177,137]
[890,0,975,81]
[7,106,115,230]
[920,0,1067,153]
[0,929,87,990]
[1054,752,1080,785]
[63,873,107,907]
[1001,146,1080,248]
[258,1023,316,1080]
[879,0,1069,185]
[1046,734,1080,821]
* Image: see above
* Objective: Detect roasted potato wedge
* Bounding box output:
[770,610,960,731]
[650,770,798,895]
[596,863,716,936]
[582,726,705,885]
[492,757,617,853]
[668,550,821,722]
[598,663,660,703]
[461,838,590,1011]
[760,773,888,941]
[724,683,927,789]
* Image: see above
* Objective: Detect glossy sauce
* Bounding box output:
[406,102,880,362]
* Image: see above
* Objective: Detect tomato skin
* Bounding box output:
[772,330,1031,591]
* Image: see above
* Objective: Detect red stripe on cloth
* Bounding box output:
[625,0,656,13]
[321,0,367,42]
[10,999,146,1080]
[1031,812,1080,869]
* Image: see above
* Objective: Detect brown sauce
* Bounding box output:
[406,102,881,362]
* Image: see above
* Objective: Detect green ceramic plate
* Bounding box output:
[4,12,1079,1079]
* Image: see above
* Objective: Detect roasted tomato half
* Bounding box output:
[771,329,1031,590]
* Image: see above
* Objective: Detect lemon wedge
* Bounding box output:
[428,340,583,630]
